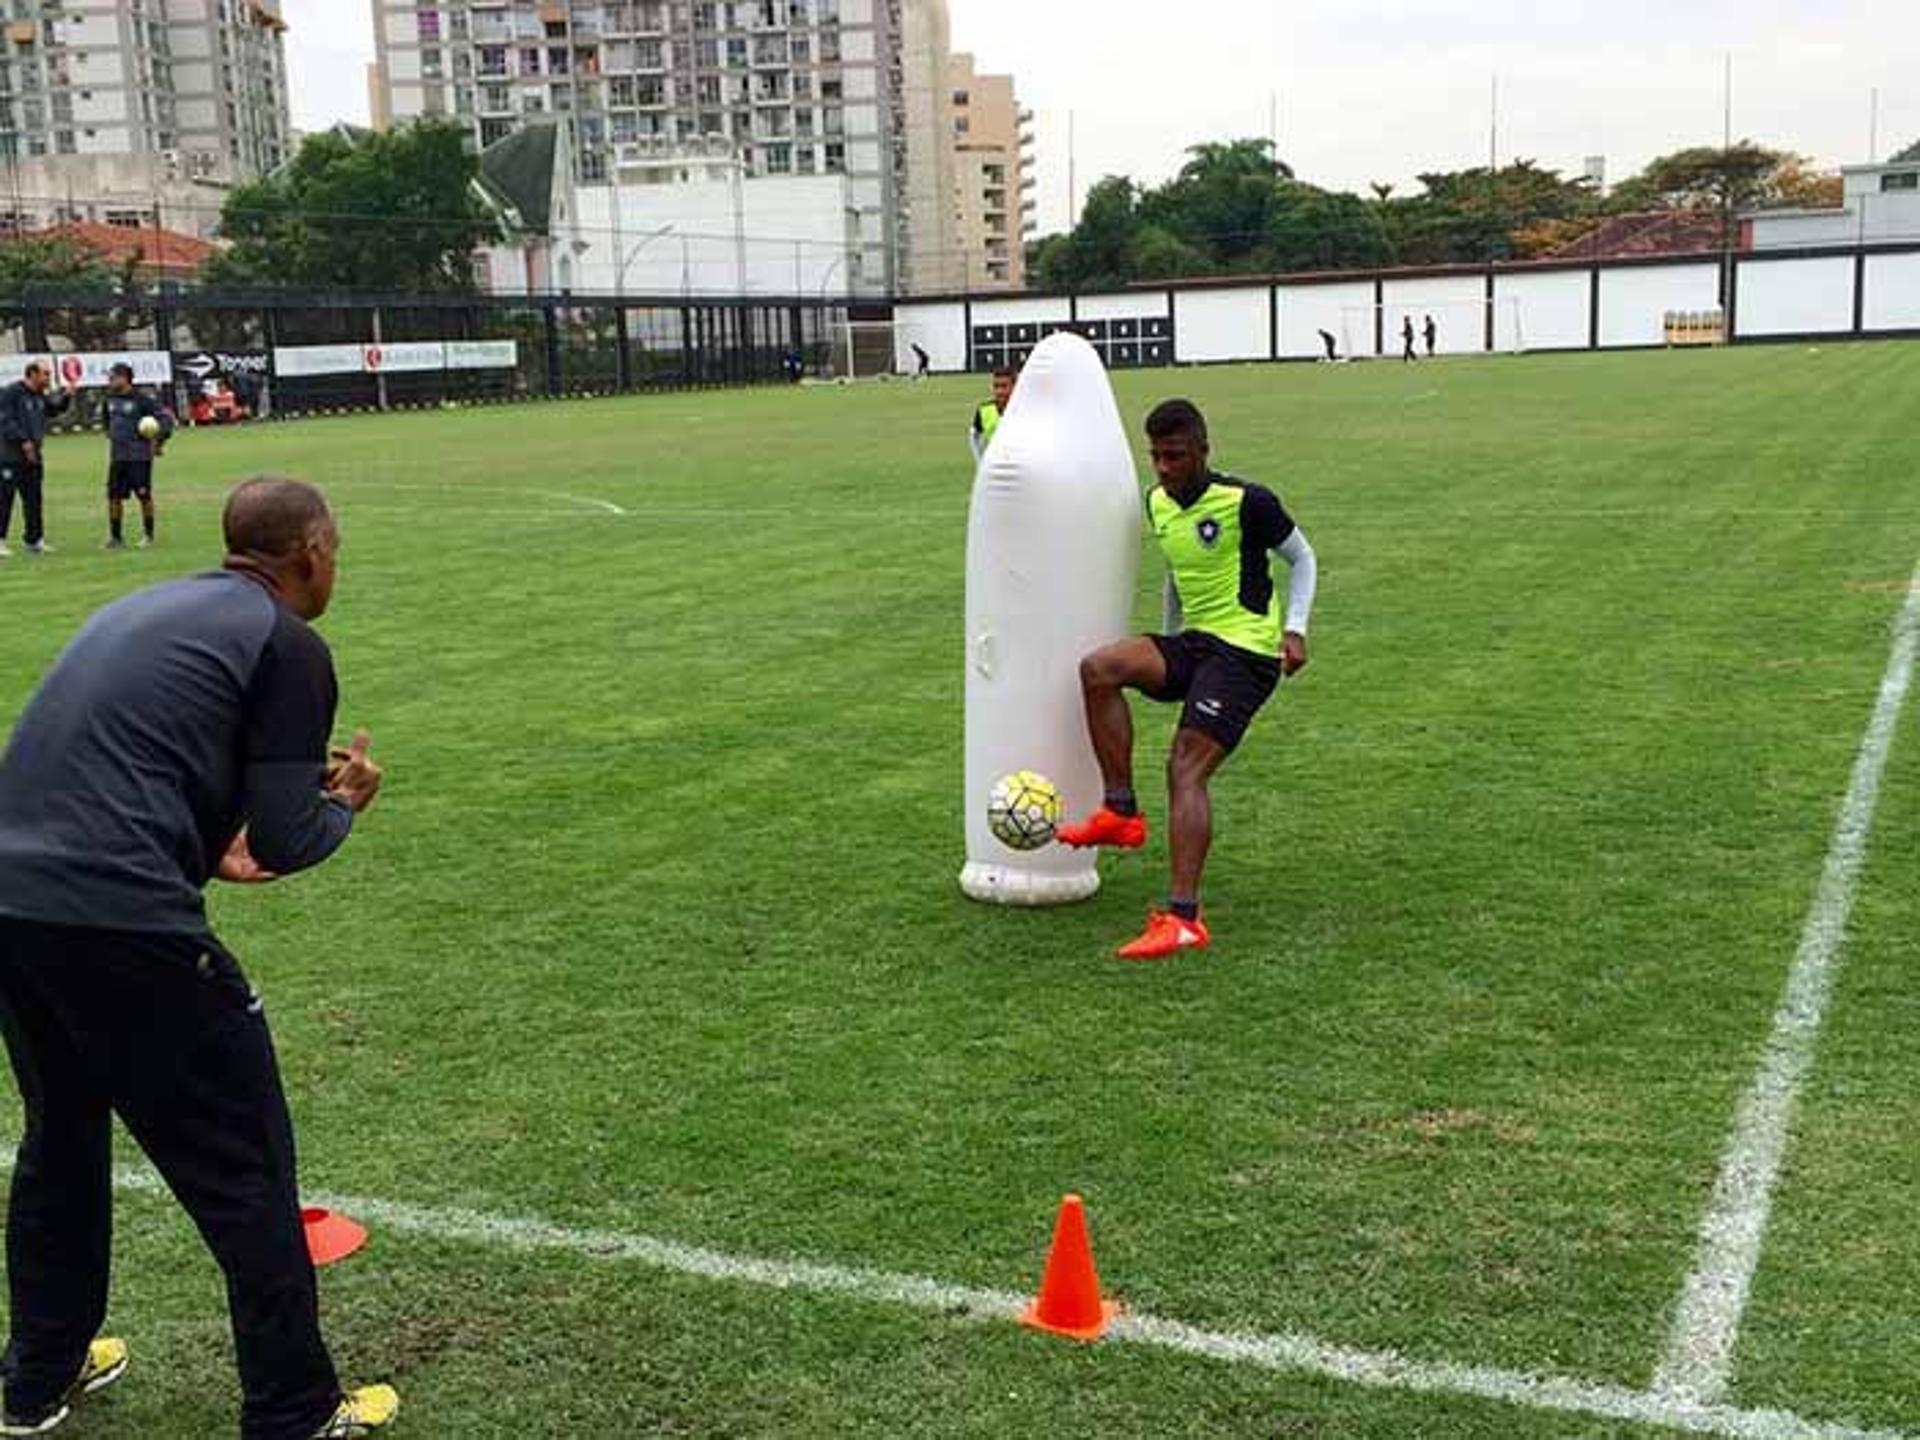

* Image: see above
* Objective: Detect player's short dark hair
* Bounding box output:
[109,362,134,380]
[1145,399,1208,444]
[992,366,1015,381]
[22,361,43,379]
[223,476,332,561]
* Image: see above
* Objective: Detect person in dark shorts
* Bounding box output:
[0,477,399,1439]
[1423,313,1438,357]
[1057,400,1319,960]
[1402,315,1418,362]
[102,362,174,549]
[0,360,72,557]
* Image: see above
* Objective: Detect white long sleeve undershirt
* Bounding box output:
[1276,526,1318,637]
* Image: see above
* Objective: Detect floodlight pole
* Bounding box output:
[616,223,675,297]
[1720,52,1735,307]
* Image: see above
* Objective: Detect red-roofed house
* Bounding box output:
[23,221,219,280]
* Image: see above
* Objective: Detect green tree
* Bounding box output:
[1376,161,1597,265]
[0,234,145,348]
[1607,143,1840,252]
[1139,139,1294,269]
[1888,138,1920,164]
[1032,176,1141,291]
[1267,184,1392,271]
[1609,143,1787,214]
[206,120,499,292]
[0,233,118,296]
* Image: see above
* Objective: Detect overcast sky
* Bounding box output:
[286,1,1917,234]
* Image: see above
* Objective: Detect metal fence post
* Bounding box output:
[542,302,562,397]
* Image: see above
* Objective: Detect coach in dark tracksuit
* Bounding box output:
[0,478,393,1438]
[102,361,174,549]
[0,361,72,556]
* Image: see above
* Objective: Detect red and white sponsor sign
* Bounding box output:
[271,340,516,378]
[20,351,173,389]
[362,341,445,373]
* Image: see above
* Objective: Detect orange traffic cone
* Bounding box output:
[302,1207,368,1268]
[1020,1194,1117,1340]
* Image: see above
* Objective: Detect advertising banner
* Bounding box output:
[444,339,518,370]
[273,344,366,378]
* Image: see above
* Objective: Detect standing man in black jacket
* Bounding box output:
[0,361,72,557]
[0,477,399,1439]
[101,362,174,550]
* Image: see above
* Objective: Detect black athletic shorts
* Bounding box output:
[1147,630,1282,751]
[107,460,153,500]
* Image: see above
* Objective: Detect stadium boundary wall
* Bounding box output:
[893,241,1920,374]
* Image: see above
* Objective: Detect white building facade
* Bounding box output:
[1746,160,1920,251]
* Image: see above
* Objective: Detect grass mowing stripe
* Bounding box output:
[1653,555,1920,1406]
[73,1162,1907,1440]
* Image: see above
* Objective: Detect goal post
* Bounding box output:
[1337,297,1526,359]
[828,321,910,381]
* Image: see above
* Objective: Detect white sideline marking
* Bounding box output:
[94,1164,1905,1439]
[530,490,628,516]
[1654,556,1920,1406]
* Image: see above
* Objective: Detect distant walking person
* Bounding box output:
[102,362,174,550]
[911,342,931,380]
[0,478,399,1440]
[1423,314,1437,358]
[0,361,72,557]
[1317,328,1339,363]
[1401,317,1418,363]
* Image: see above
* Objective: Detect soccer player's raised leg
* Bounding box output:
[1056,637,1163,850]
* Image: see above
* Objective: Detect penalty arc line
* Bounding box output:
[1653,552,1920,1406]
[86,1162,1907,1440]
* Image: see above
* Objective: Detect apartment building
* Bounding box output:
[0,0,292,236]
[371,0,960,294]
[947,50,1031,290]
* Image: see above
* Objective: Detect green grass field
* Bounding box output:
[4,343,1920,1436]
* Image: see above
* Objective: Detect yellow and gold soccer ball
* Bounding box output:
[988,770,1061,851]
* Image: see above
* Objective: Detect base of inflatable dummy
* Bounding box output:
[959,862,1102,908]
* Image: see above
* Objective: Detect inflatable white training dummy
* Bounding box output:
[960,332,1140,906]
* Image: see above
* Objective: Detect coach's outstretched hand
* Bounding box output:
[327,729,384,814]
[216,830,279,884]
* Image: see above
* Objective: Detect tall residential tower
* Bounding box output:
[0,0,292,235]
[371,0,960,294]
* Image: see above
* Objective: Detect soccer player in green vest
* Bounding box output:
[968,367,1016,462]
[1057,398,1318,960]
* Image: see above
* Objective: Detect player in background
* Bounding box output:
[1317,328,1339,362]
[1423,314,1438,358]
[968,367,1017,462]
[1057,399,1318,960]
[1401,316,1418,363]
[911,342,932,380]
[102,362,174,550]
[0,361,72,557]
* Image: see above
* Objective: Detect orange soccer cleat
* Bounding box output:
[1115,910,1210,961]
[1054,807,1148,850]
